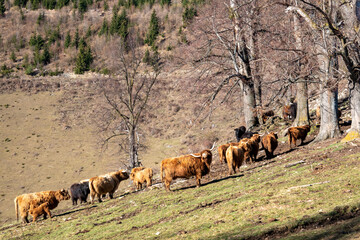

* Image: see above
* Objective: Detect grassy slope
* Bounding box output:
[0,76,241,224]
[1,139,360,239]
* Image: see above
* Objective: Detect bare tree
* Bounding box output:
[286,0,341,141]
[189,0,269,129]
[102,38,161,168]
[292,0,310,126]
[290,0,360,141]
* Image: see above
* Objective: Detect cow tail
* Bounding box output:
[89,180,95,201]
[14,197,19,221]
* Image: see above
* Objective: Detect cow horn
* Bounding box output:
[209,142,216,151]
[190,154,201,158]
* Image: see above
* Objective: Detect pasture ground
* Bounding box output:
[1,128,360,239]
[1,77,359,239]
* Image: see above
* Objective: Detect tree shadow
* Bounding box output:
[173,173,245,192]
[55,205,97,217]
[207,203,360,240]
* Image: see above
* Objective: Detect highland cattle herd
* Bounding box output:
[13,121,312,223]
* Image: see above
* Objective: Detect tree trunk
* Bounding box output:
[230,0,258,129]
[293,10,310,126]
[294,80,310,126]
[339,1,360,141]
[342,80,360,141]
[242,81,258,129]
[129,126,139,168]
[314,39,341,142]
[249,18,262,108]
[315,85,341,141]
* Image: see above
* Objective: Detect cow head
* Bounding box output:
[251,134,261,143]
[303,125,311,133]
[56,189,71,201]
[115,170,130,181]
[269,132,278,139]
[234,126,246,140]
[200,149,212,166]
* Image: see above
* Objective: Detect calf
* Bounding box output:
[285,125,311,149]
[69,181,90,205]
[261,132,278,159]
[29,202,51,223]
[14,189,70,223]
[130,167,153,190]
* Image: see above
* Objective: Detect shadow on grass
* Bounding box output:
[55,205,97,217]
[206,203,360,240]
[173,173,245,192]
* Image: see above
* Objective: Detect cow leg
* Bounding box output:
[97,194,102,203]
[22,215,29,224]
[147,178,152,188]
[90,192,95,204]
[195,172,202,187]
[72,198,77,206]
[196,178,201,187]
[109,193,114,199]
[227,161,233,175]
[264,149,270,159]
[43,212,48,219]
[45,209,52,219]
[81,196,87,203]
[164,179,171,191]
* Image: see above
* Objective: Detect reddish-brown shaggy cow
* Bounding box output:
[14,189,70,223]
[261,132,278,159]
[261,110,275,123]
[283,103,297,121]
[89,170,129,204]
[225,143,247,175]
[130,167,153,190]
[218,142,239,164]
[161,149,213,191]
[241,134,261,164]
[29,202,51,223]
[285,125,311,149]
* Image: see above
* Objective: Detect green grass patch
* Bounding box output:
[2,146,360,239]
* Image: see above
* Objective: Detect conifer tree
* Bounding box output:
[73,28,79,49]
[144,10,159,46]
[99,18,109,36]
[41,44,51,65]
[118,9,129,41]
[64,31,71,48]
[75,41,93,74]
[0,0,5,17]
[79,0,88,13]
